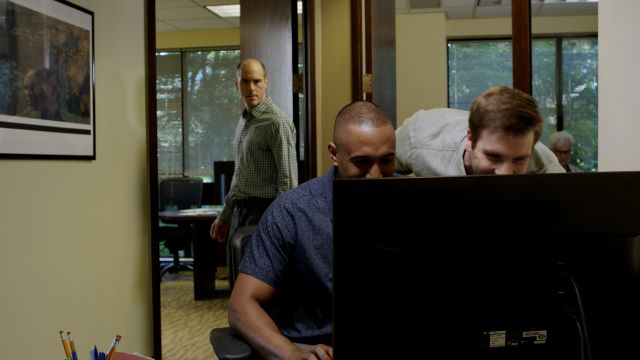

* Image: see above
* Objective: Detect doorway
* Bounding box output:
[146,1,316,359]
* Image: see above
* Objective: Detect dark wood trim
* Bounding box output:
[351,0,363,101]
[512,0,532,95]
[364,0,372,101]
[145,0,161,359]
[304,0,317,179]
[292,0,302,183]
[555,37,564,131]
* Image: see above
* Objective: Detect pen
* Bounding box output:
[67,331,78,360]
[105,334,121,360]
[59,330,71,359]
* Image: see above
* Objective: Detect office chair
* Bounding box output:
[210,225,258,360]
[158,177,203,277]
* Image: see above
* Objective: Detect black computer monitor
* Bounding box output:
[333,172,640,359]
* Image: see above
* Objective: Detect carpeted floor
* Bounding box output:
[161,271,230,360]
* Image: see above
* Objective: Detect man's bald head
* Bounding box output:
[329,101,396,178]
[236,58,267,78]
[333,101,393,148]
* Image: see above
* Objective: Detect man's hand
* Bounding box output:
[210,218,229,243]
[285,344,333,360]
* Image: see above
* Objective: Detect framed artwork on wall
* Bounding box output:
[0,0,95,159]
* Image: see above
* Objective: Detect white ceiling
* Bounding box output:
[156,0,598,32]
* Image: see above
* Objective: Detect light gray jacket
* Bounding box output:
[396,108,566,176]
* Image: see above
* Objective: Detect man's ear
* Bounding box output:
[465,128,474,152]
[328,142,338,165]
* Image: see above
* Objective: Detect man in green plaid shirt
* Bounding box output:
[210,58,298,288]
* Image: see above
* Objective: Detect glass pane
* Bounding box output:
[183,49,241,180]
[156,51,183,179]
[448,40,513,111]
[562,37,598,172]
[532,38,558,145]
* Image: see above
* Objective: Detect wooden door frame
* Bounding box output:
[145,1,316,358]
[512,0,532,94]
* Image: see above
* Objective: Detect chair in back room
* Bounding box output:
[158,177,203,277]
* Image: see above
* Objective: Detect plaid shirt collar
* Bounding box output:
[242,96,273,121]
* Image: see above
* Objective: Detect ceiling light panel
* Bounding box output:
[206,5,240,17]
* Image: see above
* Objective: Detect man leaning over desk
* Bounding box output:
[395,86,565,176]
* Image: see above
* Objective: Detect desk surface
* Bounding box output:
[159,206,221,222]
[158,206,222,300]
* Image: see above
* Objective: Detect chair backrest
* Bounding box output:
[209,225,259,360]
[213,160,235,204]
[229,225,258,283]
[159,177,203,211]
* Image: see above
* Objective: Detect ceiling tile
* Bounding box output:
[156,0,196,8]
[396,0,409,12]
[444,7,474,19]
[408,0,441,9]
[441,0,476,7]
[475,5,512,18]
[156,20,178,32]
[157,6,213,20]
[191,0,239,5]
[165,17,234,31]
[537,3,598,17]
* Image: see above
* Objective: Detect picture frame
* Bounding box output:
[0,0,95,159]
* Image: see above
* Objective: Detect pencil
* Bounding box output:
[67,331,78,360]
[59,330,71,358]
[105,334,121,360]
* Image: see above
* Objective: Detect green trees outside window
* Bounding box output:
[156,49,241,181]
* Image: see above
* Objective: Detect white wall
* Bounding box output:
[598,1,640,170]
[0,1,152,358]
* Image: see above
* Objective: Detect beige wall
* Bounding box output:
[315,0,352,174]
[598,1,640,170]
[396,13,447,126]
[0,1,151,358]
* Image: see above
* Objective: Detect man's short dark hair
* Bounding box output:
[468,86,544,147]
[333,101,393,146]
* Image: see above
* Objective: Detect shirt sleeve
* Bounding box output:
[269,118,298,194]
[531,142,567,174]
[218,186,236,223]
[395,124,414,175]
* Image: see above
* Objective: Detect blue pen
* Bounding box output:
[99,351,106,360]
[94,345,99,360]
[67,331,78,360]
